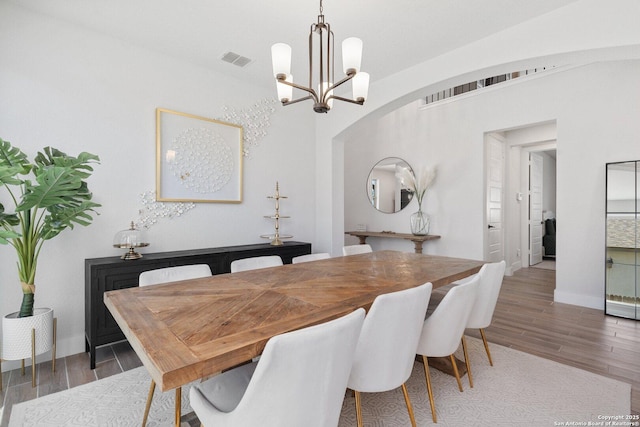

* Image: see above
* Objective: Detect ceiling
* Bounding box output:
[11,0,579,90]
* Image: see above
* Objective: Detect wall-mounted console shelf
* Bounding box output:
[344,230,441,254]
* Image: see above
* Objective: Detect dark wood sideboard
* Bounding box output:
[84,241,311,369]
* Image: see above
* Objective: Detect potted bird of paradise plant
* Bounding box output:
[0,137,100,383]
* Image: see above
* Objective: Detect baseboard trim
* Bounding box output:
[554,289,604,310]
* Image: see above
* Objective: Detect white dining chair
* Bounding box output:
[138,264,212,286]
[138,264,212,427]
[459,260,506,387]
[230,255,283,273]
[348,283,432,427]
[415,275,479,423]
[189,308,366,427]
[342,244,372,256]
[291,252,331,264]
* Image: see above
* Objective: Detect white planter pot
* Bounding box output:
[2,307,54,361]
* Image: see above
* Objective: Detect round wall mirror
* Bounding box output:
[366,157,414,213]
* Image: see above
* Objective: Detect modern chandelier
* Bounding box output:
[270,0,370,113]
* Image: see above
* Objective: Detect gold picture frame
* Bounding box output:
[156,108,243,203]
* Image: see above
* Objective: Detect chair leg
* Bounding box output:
[174,387,182,427]
[449,354,463,392]
[461,336,473,388]
[480,328,494,366]
[421,355,437,423]
[142,380,156,427]
[354,390,364,427]
[401,383,417,427]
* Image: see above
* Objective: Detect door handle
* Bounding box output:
[488,224,495,229]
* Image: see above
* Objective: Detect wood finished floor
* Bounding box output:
[1,264,638,426]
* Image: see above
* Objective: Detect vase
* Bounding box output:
[2,307,56,387]
[410,210,430,235]
[2,307,54,360]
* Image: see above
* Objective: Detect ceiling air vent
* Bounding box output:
[221,51,252,68]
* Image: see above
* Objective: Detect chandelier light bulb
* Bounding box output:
[342,37,363,75]
[352,72,370,102]
[271,43,292,78]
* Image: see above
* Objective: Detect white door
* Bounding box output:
[529,152,544,265]
[486,135,504,262]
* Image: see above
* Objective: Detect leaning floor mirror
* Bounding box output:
[605,160,640,320]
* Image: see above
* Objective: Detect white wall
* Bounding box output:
[316,0,640,258]
[0,3,316,367]
[343,60,640,311]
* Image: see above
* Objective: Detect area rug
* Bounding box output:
[9,370,198,427]
[10,338,630,426]
[338,338,630,426]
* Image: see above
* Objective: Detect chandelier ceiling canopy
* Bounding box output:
[270,0,370,113]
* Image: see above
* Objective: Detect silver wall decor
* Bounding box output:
[219,98,277,158]
[137,190,195,229]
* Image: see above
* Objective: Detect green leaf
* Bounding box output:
[17,166,85,211]
[0,138,31,174]
[33,147,66,166]
[0,229,20,244]
[0,165,25,186]
[42,200,101,240]
[35,147,99,174]
[0,202,20,225]
[0,201,20,244]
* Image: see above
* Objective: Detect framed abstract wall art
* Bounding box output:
[156,108,243,203]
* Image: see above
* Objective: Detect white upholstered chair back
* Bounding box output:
[138,264,212,287]
[291,253,331,264]
[415,275,479,423]
[349,283,432,392]
[230,255,283,273]
[347,283,432,427]
[137,263,212,426]
[417,275,479,357]
[189,308,366,427]
[342,244,372,256]
[466,260,506,329]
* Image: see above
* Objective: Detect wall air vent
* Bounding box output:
[221,51,252,68]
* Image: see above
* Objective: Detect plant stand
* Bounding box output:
[260,182,292,246]
[2,307,57,388]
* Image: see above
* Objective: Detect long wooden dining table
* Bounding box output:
[104,250,484,425]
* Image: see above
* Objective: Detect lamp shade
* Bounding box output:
[342,37,363,74]
[276,74,293,102]
[271,43,292,77]
[352,72,370,101]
